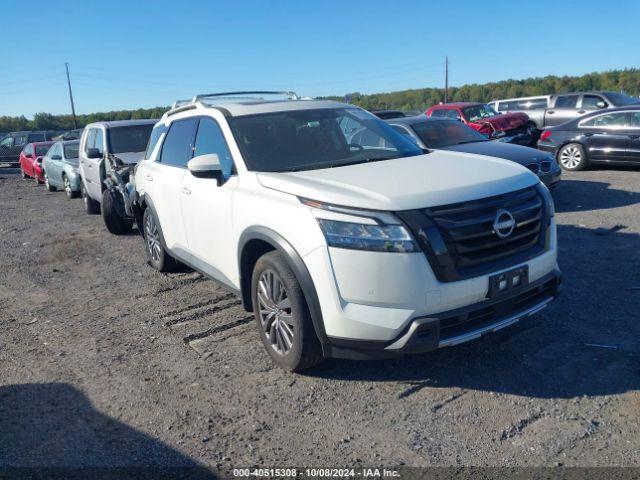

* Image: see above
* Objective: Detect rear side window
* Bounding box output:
[555,95,579,109]
[580,112,627,128]
[145,124,167,160]
[193,117,235,178]
[159,117,198,168]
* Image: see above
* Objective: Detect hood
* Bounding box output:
[256,151,539,211]
[441,141,550,166]
[113,151,145,165]
[471,112,529,131]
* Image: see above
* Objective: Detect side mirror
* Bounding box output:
[51,155,62,160]
[596,101,606,109]
[188,153,224,185]
[25,153,34,159]
[86,148,102,159]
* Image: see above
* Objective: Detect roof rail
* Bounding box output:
[170,91,299,110]
[194,91,299,102]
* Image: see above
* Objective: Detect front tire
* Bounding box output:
[251,251,323,372]
[63,175,78,198]
[558,143,588,171]
[44,172,56,192]
[142,207,178,272]
[102,189,133,235]
[81,181,100,214]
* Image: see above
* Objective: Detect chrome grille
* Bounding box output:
[423,187,544,273]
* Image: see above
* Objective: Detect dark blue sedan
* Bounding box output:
[386,115,561,189]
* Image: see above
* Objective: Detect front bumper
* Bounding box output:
[539,168,561,189]
[324,269,561,359]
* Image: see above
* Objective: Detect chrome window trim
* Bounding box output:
[578,111,638,130]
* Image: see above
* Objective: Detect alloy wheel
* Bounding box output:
[144,213,162,263]
[64,176,72,197]
[257,270,294,355]
[560,146,582,169]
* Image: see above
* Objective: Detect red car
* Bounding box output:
[426,102,533,145]
[19,141,55,183]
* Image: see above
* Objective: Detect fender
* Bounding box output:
[238,226,329,345]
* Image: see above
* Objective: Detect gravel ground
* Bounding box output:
[0,168,639,474]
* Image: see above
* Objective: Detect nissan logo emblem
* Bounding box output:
[493,209,516,239]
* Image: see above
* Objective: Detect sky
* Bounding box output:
[1,0,638,118]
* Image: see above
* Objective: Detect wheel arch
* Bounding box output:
[238,226,328,345]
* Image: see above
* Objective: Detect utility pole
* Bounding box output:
[444,56,449,104]
[65,62,78,129]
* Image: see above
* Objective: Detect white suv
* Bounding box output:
[132,92,561,372]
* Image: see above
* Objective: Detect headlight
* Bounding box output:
[300,198,420,253]
[536,183,555,218]
[317,219,418,252]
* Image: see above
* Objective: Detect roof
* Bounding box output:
[84,119,157,129]
[29,141,55,146]
[431,102,482,108]
[164,98,350,120]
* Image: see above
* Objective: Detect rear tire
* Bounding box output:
[251,251,323,372]
[102,189,133,235]
[142,207,178,272]
[558,143,588,171]
[81,181,100,214]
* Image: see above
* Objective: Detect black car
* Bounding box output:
[537,105,640,171]
[0,131,55,165]
[386,115,561,188]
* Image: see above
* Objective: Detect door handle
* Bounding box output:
[577,109,586,114]
[145,174,153,181]
[547,110,555,114]
[181,186,191,195]
[583,133,593,137]
[629,135,640,140]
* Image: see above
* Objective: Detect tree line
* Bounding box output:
[2,69,639,133]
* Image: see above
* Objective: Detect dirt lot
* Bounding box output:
[0,168,639,473]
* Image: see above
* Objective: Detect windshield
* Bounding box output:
[107,125,154,154]
[35,145,52,156]
[64,142,79,159]
[229,108,422,172]
[462,104,499,122]
[411,120,488,148]
[607,92,640,106]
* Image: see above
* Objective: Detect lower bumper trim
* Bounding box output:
[324,269,561,360]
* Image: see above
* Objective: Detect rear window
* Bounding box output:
[107,125,154,154]
[64,143,80,159]
[411,120,487,148]
[606,92,639,107]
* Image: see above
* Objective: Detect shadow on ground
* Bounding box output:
[311,223,640,400]
[553,178,640,213]
[0,383,215,479]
